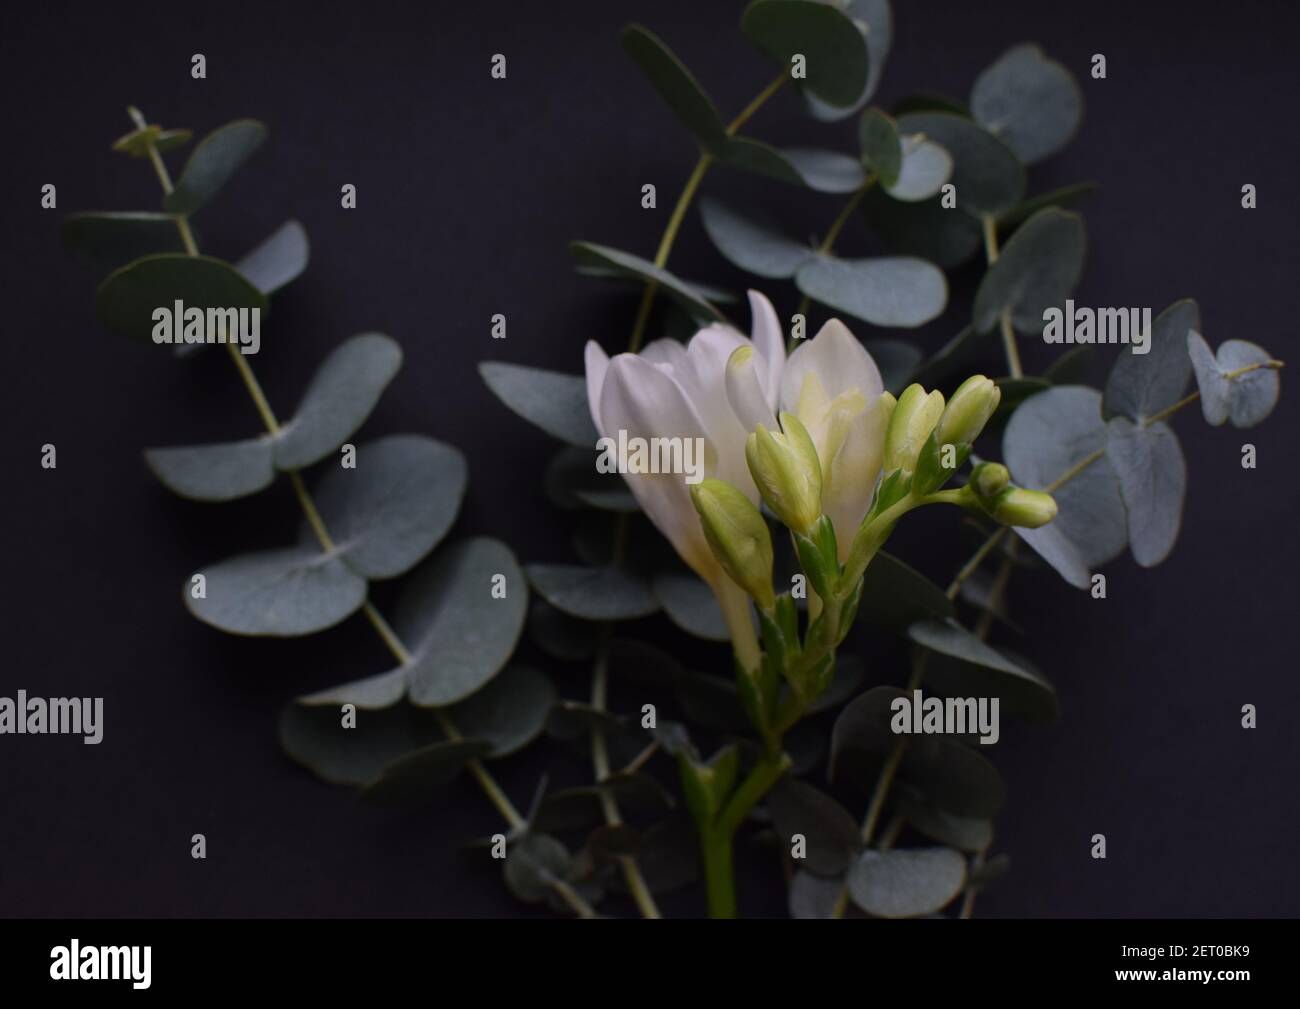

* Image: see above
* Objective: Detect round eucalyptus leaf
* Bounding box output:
[545,446,637,512]
[858,108,901,187]
[504,834,573,904]
[185,545,367,637]
[740,0,869,108]
[1003,385,1128,572]
[525,563,659,621]
[275,334,404,471]
[1106,418,1186,567]
[399,538,528,707]
[847,847,967,918]
[857,550,954,628]
[144,436,274,501]
[865,339,923,393]
[715,136,805,186]
[480,361,598,449]
[1015,522,1091,590]
[1189,336,1280,428]
[60,212,185,270]
[570,241,724,321]
[298,668,408,710]
[886,135,953,202]
[307,435,466,580]
[652,572,729,641]
[861,187,982,268]
[1103,299,1198,422]
[278,700,442,786]
[829,685,902,774]
[971,44,1082,165]
[894,786,993,852]
[620,24,727,150]
[359,738,493,805]
[908,617,1058,723]
[805,0,893,121]
[612,818,699,895]
[973,208,1085,334]
[767,776,861,876]
[998,181,1098,230]
[781,146,869,193]
[234,219,309,295]
[449,666,556,759]
[530,599,598,661]
[164,119,268,215]
[895,112,1024,217]
[699,198,813,279]
[96,253,269,344]
[796,255,947,328]
[789,869,848,918]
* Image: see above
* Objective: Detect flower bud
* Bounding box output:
[937,375,1001,447]
[745,412,823,535]
[689,478,776,609]
[883,384,945,474]
[971,461,1010,500]
[991,487,1058,528]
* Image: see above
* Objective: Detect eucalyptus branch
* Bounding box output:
[792,175,878,348]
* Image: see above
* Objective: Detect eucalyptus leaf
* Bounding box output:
[1003,386,1128,577]
[530,599,598,661]
[894,786,993,852]
[998,181,1098,230]
[234,219,310,295]
[398,538,528,707]
[526,564,659,621]
[796,255,947,328]
[60,212,185,269]
[545,446,638,511]
[1103,299,1197,422]
[96,253,269,344]
[652,572,729,641]
[185,545,367,637]
[858,108,901,188]
[1105,418,1186,567]
[144,436,274,502]
[620,24,728,150]
[973,208,1085,334]
[570,241,723,321]
[805,0,893,121]
[449,666,556,758]
[861,187,982,268]
[909,617,1058,722]
[858,550,955,628]
[504,834,573,903]
[895,112,1024,217]
[360,738,493,805]
[613,819,698,895]
[780,146,869,193]
[307,435,466,580]
[275,334,404,470]
[480,361,599,449]
[847,847,967,918]
[715,136,805,186]
[278,701,442,786]
[767,776,861,876]
[699,198,813,279]
[971,44,1082,165]
[865,339,923,393]
[740,0,869,108]
[1188,333,1281,428]
[886,134,953,202]
[164,119,267,215]
[789,869,849,918]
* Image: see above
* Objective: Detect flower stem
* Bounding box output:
[130,110,599,915]
[700,826,737,918]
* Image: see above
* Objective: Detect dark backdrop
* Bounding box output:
[2,0,1296,918]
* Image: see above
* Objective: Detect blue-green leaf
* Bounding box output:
[235,220,309,295]
[847,847,966,918]
[971,44,1082,165]
[1103,300,1197,422]
[526,564,660,621]
[973,208,1085,334]
[741,0,870,108]
[621,24,728,150]
[895,112,1024,217]
[699,198,813,279]
[164,119,267,214]
[1105,418,1186,567]
[144,437,274,501]
[480,361,599,448]
[796,255,947,328]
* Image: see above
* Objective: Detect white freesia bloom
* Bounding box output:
[584,291,784,590]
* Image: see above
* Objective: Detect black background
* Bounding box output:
[2,0,1296,918]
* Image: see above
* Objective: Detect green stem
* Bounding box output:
[700,827,737,919]
[698,751,790,919]
[982,214,1023,378]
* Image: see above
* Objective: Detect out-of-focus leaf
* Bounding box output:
[858,551,954,628]
[715,136,805,185]
[767,776,861,876]
[530,599,598,661]
[894,786,993,852]
[1105,418,1186,567]
[360,738,493,804]
[1103,300,1197,422]
[60,212,185,269]
[652,572,729,641]
[847,847,967,917]
[545,447,638,512]
[504,834,573,903]
[886,134,953,202]
[164,119,267,214]
[1188,333,1281,428]
[234,219,309,295]
[781,146,869,193]
[805,0,893,121]
[858,108,902,188]
[279,701,442,785]
[448,666,555,758]
[973,208,1085,334]
[861,187,982,268]
[865,339,923,393]
[971,44,1082,165]
[620,24,728,150]
[998,182,1098,231]
[740,0,870,107]
[571,241,724,321]
[700,198,813,279]
[480,361,599,448]
[144,437,274,501]
[895,112,1024,217]
[796,255,947,328]
[526,564,659,621]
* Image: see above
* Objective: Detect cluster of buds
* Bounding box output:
[689,370,1056,742]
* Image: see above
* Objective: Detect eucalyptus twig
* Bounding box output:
[981,213,1022,378]
[131,110,597,917]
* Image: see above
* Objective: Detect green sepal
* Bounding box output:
[794,529,835,599]
[679,745,742,827]
[837,578,865,643]
[869,469,911,521]
[913,433,972,497]
[805,653,836,703]
[774,593,800,651]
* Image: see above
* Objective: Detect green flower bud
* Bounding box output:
[745,413,823,535]
[971,461,1011,500]
[991,487,1058,528]
[689,478,776,609]
[937,375,1001,447]
[883,384,945,474]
